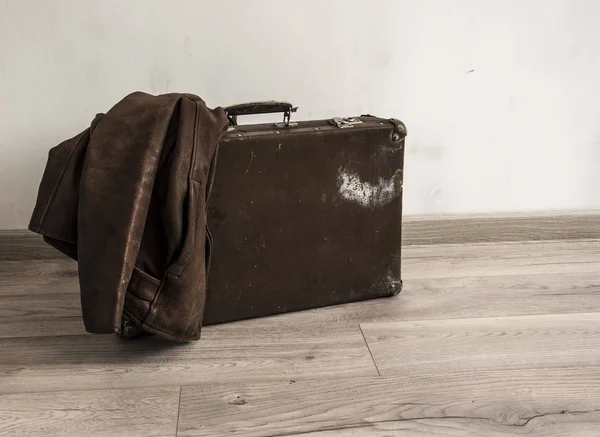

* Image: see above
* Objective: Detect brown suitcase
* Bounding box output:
[203,102,406,325]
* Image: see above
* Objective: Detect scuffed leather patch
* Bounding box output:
[117,311,151,340]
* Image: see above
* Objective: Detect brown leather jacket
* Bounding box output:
[29,92,228,341]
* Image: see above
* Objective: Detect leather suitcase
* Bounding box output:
[203,102,406,325]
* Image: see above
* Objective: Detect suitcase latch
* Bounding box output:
[274,107,299,128]
[331,117,363,128]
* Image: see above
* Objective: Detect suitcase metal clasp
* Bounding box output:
[331,117,363,128]
[274,108,299,128]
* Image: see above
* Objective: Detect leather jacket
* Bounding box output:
[28,92,228,341]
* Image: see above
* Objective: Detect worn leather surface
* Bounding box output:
[204,116,406,325]
[29,92,228,341]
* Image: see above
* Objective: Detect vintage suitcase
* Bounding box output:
[203,101,406,325]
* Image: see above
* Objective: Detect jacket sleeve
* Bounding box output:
[77,92,183,335]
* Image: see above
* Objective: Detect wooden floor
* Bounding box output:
[1,238,600,436]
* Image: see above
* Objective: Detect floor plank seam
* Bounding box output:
[175,385,182,437]
[0,384,189,397]
[355,311,600,327]
[405,237,600,249]
[4,310,600,343]
[358,323,380,376]
[0,371,385,396]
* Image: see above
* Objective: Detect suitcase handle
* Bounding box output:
[224,101,298,127]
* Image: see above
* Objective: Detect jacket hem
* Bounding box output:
[123,305,201,342]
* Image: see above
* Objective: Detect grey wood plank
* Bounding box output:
[177,367,600,436]
[0,259,77,289]
[1,245,599,338]
[0,231,64,261]
[0,320,377,394]
[360,313,600,376]
[402,211,600,245]
[0,385,179,437]
[0,258,84,337]
[402,239,600,279]
[0,293,81,319]
[0,292,85,338]
[0,316,85,339]
[2,270,599,339]
[281,270,600,328]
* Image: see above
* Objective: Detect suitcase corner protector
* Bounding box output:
[388,280,403,296]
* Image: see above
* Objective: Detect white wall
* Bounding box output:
[1,0,599,229]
